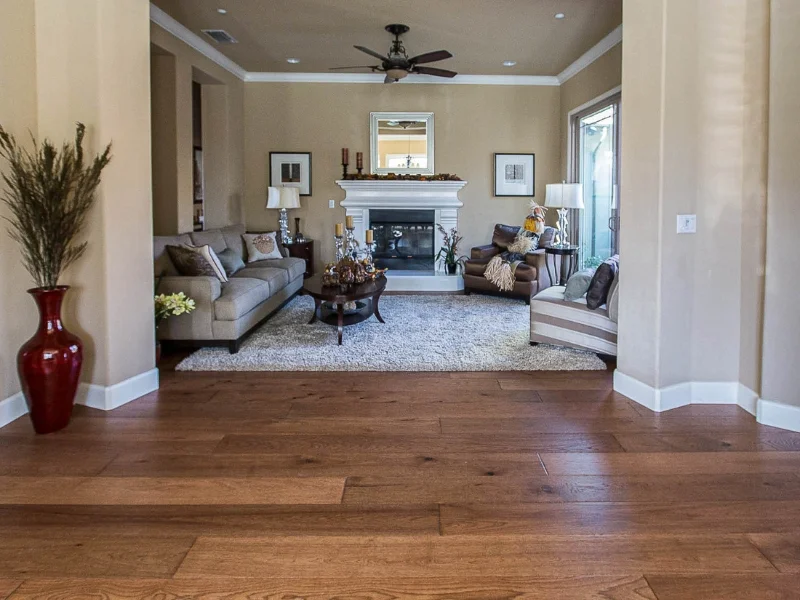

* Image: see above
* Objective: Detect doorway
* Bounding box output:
[569,89,621,269]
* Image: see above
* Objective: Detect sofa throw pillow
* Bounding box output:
[586,255,619,310]
[564,268,596,301]
[243,232,283,262]
[217,247,245,277]
[607,277,620,323]
[166,244,228,282]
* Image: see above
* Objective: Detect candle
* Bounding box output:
[346,215,354,229]
[341,148,349,165]
[356,152,363,169]
[365,229,373,244]
[335,223,344,237]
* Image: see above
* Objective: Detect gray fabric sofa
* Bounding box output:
[154,224,304,353]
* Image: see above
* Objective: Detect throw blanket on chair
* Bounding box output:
[484,231,538,292]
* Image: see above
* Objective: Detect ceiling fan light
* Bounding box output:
[386,68,408,80]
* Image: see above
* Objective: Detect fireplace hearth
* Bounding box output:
[370,209,435,271]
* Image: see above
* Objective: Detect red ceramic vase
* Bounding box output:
[17,286,83,434]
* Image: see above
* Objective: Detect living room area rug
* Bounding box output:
[176,294,607,372]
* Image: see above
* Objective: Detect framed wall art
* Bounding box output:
[269,152,312,196]
[494,153,535,197]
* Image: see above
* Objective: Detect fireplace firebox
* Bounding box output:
[369,209,435,271]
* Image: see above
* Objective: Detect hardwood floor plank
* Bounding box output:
[0,581,20,600]
[748,534,800,573]
[441,501,800,535]
[6,576,656,599]
[0,505,439,537]
[645,574,800,599]
[100,452,546,478]
[539,452,800,475]
[0,438,220,455]
[214,433,624,455]
[343,473,800,504]
[0,477,346,505]
[0,535,195,578]
[612,432,776,452]
[0,448,118,476]
[174,534,775,578]
[442,415,759,435]
[499,377,613,391]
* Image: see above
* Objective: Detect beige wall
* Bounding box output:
[617,0,769,393]
[1,0,154,399]
[762,0,800,408]
[150,23,244,235]
[560,43,622,179]
[0,0,39,401]
[244,83,561,265]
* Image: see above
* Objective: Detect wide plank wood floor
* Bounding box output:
[1,369,799,598]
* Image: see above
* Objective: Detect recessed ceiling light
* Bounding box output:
[555,12,566,19]
[217,8,227,14]
[287,58,301,64]
[502,60,517,67]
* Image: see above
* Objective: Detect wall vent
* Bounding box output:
[202,29,238,44]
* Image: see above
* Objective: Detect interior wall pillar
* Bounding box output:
[32,0,157,401]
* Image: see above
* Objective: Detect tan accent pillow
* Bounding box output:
[243,232,283,262]
[608,277,620,322]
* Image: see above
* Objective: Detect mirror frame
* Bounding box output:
[370,112,435,175]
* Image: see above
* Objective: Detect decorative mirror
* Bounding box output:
[370,112,434,175]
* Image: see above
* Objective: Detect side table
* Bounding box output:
[544,245,579,286]
[285,240,314,278]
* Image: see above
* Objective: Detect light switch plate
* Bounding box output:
[329,199,336,208]
[677,214,697,234]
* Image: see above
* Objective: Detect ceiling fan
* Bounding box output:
[330,24,457,84]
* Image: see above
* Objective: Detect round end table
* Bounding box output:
[544,245,579,286]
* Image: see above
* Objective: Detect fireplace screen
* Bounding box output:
[369,209,435,271]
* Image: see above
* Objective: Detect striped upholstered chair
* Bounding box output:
[529,279,619,357]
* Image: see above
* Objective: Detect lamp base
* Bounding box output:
[278,208,291,245]
[555,207,571,247]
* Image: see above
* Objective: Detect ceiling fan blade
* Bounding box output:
[409,50,453,65]
[354,45,389,62]
[413,66,458,78]
[329,65,379,70]
[384,75,397,84]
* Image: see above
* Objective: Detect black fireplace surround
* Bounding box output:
[369,209,435,271]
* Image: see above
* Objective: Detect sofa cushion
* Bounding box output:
[221,224,246,258]
[539,226,556,248]
[217,248,246,277]
[491,224,521,249]
[233,266,289,295]
[248,257,306,281]
[190,229,227,254]
[154,233,192,276]
[564,268,596,301]
[166,245,220,279]
[214,278,270,321]
[464,257,536,282]
[607,277,620,323]
[586,255,619,310]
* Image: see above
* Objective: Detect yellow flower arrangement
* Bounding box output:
[155,292,196,328]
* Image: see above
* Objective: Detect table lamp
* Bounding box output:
[544,182,584,247]
[266,186,301,244]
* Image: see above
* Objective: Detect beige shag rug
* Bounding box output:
[176,294,607,372]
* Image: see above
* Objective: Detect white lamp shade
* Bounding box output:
[266,186,301,209]
[544,183,585,210]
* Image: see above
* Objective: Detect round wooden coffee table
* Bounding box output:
[302,274,387,345]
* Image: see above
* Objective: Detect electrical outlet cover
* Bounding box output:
[329,199,336,208]
[677,214,696,234]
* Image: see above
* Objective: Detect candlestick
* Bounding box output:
[334,235,344,261]
[365,229,373,244]
[346,215,354,229]
[345,224,357,259]
[335,222,344,237]
[356,152,363,169]
[341,148,349,165]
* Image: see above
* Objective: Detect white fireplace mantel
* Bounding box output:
[336,179,468,291]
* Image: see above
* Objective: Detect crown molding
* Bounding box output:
[557,24,623,84]
[149,4,247,80]
[244,72,560,86]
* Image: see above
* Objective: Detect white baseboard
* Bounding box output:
[614,370,800,433]
[0,368,159,429]
[0,392,28,428]
[757,398,800,433]
[75,368,159,411]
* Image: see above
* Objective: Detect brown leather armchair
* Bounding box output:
[463,224,556,304]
